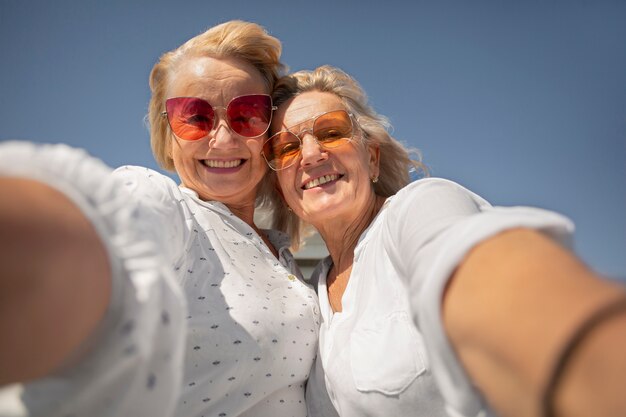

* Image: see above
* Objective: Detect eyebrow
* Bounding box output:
[282,116,317,133]
[282,109,347,133]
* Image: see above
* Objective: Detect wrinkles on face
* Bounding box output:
[166,56,270,223]
[272,92,381,247]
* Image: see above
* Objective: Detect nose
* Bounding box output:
[300,134,328,167]
[208,112,238,149]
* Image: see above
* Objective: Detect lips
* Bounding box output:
[302,174,341,190]
[202,159,244,168]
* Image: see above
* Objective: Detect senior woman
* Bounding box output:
[0,21,319,417]
[262,65,626,417]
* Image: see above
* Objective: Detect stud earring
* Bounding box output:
[371,175,379,184]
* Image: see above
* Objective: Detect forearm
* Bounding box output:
[443,228,626,417]
[550,301,626,417]
[0,178,111,385]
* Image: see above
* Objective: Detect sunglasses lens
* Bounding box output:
[264,132,301,170]
[313,110,353,148]
[227,95,273,137]
[165,97,214,140]
[263,110,354,171]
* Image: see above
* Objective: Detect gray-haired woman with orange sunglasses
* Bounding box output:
[0,21,319,417]
[263,65,626,417]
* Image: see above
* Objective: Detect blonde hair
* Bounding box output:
[271,65,427,247]
[147,20,287,212]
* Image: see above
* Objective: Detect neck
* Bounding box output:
[225,202,256,228]
[316,193,386,272]
[228,202,279,259]
[316,193,386,312]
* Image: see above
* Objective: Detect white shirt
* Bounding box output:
[0,142,320,417]
[306,178,574,417]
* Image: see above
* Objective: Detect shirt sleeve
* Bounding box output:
[382,178,574,417]
[0,141,187,417]
[112,165,192,266]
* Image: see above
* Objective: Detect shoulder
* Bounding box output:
[381,178,491,235]
[113,165,179,196]
[112,166,190,215]
[0,141,113,187]
[264,228,292,252]
[392,178,490,210]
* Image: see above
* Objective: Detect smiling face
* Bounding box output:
[166,55,269,208]
[271,91,380,228]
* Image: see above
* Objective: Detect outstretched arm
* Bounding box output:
[444,228,626,417]
[0,177,111,385]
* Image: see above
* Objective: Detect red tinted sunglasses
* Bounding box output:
[162,94,276,140]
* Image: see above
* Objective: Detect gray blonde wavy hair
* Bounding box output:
[147,20,287,211]
[270,65,427,247]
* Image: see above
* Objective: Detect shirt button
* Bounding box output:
[287,274,296,281]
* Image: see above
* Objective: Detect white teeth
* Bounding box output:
[304,174,339,190]
[203,159,242,168]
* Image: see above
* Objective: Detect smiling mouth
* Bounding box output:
[202,159,244,168]
[302,174,342,190]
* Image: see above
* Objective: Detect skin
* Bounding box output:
[0,178,111,385]
[167,55,270,227]
[445,228,626,417]
[271,91,382,311]
[273,91,626,417]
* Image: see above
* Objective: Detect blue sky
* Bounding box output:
[1,0,624,278]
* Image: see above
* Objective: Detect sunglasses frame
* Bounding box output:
[262,109,358,171]
[162,94,277,140]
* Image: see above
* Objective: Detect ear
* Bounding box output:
[367,143,380,179]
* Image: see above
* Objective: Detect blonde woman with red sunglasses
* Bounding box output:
[0,21,319,417]
[263,65,626,417]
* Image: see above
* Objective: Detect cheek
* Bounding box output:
[277,171,298,198]
[276,173,289,192]
[244,138,265,155]
[171,140,201,172]
[175,138,199,155]
[170,141,182,166]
